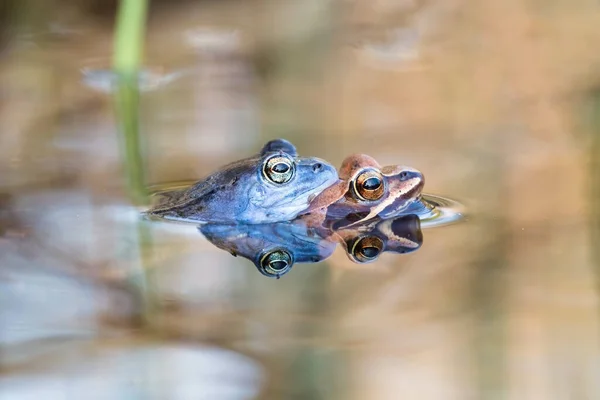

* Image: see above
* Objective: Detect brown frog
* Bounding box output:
[299,154,425,227]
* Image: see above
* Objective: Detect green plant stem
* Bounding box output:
[113,0,149,75]
[112,0,149,205]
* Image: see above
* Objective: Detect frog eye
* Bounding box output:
[353,168,384,201]
[263,155,295,184]
[349,236,384,263]
[259,249,294,277]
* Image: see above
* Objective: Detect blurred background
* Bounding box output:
[1,0,600,398]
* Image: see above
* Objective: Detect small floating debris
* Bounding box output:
[80,67,187,93]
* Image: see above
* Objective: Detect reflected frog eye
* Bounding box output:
[259,249,294,277]
[350,236,384,263]
[263,155,295,184]
[353,168,384,201]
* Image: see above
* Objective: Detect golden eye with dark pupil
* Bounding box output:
[263,155,295,184]
[260,249,293,276]
[351,236,384,263]
[353,169,385,201]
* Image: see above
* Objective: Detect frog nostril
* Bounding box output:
[313,163,323,172]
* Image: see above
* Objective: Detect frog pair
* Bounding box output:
[146,138,425,226]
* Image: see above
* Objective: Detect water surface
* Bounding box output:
[1,1,599,399]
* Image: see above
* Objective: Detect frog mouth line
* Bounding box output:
[278,177,338,207]
[405,181,424,201]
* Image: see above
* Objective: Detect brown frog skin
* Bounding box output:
[299,154,425,227]
[144,139,339,224]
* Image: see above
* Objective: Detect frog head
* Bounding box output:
[147,139,339,224]
[299,154,424,224]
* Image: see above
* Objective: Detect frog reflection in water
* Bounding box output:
[299,154,425,227]
[146,139,338,224]
[199,213,423,278]
[333,214,422,264]
[200,219,336,278]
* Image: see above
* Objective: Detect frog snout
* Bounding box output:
[399,170,423,182]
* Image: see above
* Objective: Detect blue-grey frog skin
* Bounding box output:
[145,139,339,224]
[199,219,337,278]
